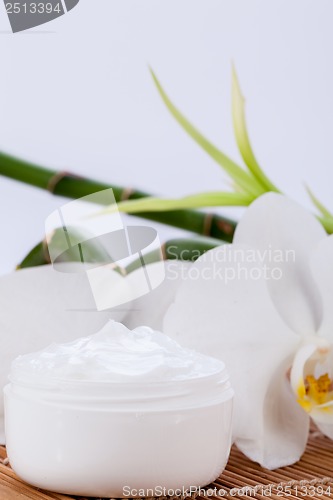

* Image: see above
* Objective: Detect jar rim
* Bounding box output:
[9,362,229,391]
[6,365,233,410]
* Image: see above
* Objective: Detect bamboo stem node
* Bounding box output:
[203,213,214,237]
[121,187,135,202]
[42,239,51,264]
[216,218,236,237]
[47,171,83,194]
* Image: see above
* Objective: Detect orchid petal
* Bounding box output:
[311,402,333,425]
[310,397,333,437]
[310,235,333,342]
[164,245,307,468]
[124,260,192,331]
[236,361,309,469]
[0,264,119,443]
[315,422,333,439]
[234,193,325,336]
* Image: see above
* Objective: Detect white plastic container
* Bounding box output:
[4,322,233,498]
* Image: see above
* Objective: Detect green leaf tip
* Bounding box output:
[95,191,254,217]
[306,184,333,219]
[231,65,279,193]
[150,68,266,197]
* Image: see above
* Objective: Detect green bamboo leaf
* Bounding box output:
[305,185,332,219]
[17,241,48,269]
[318,215,333,234]
[95,191,253,216]
[150,69,265,197]
[231,65,279,193]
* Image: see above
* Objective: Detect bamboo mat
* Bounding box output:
[0,428,332,500]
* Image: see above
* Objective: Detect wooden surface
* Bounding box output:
[1,429,332,499]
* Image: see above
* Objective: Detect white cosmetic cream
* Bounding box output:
[4,321,233,498]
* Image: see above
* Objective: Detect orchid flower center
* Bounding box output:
[290,337,333,415]
[300,373,333,411]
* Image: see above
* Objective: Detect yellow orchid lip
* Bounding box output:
[290,339,333,418]
[297,373,333,413]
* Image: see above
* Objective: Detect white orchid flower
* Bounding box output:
[151,193,333,470]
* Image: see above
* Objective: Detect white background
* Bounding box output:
[0,0,332,275]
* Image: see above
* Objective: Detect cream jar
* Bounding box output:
[4,321,233,498]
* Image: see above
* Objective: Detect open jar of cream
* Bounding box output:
[4,321,233,498]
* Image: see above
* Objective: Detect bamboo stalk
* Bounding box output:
[17,236,220,270]
[0,151,236,242]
